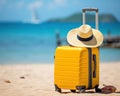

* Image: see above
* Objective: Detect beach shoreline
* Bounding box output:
[0,62,120,96]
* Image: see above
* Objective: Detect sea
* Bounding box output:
[0,22,120,64]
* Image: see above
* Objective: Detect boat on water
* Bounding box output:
[23,8,40,24]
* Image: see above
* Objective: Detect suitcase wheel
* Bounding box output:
[70,90,76,93]
[79,89,85,93]
[95,85,101,93]
[76,86,85,93]
[55,84,61,93]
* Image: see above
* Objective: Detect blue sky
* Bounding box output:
[0,0,120,22]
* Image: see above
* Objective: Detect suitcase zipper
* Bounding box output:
[88,48,92,89]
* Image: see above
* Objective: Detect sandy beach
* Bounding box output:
[0,62,120,96]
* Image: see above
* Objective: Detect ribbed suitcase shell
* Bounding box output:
[54,46,99,92]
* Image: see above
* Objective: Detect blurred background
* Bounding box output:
[0,0,120,64]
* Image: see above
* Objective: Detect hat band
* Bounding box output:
[77,35,93,41]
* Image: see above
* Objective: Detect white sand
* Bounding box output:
[0,62,120,96]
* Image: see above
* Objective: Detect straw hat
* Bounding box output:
[67,24,103,47]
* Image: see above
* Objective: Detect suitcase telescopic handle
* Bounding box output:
[82,8,99,30]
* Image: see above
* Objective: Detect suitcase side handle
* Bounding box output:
[82,8,99,30]
[93,54,97,78]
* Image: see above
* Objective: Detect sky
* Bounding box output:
[0,0,120,22]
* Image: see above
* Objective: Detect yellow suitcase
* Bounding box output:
[54,46,100,93]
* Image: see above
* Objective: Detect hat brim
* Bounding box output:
[67,28,104,47]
